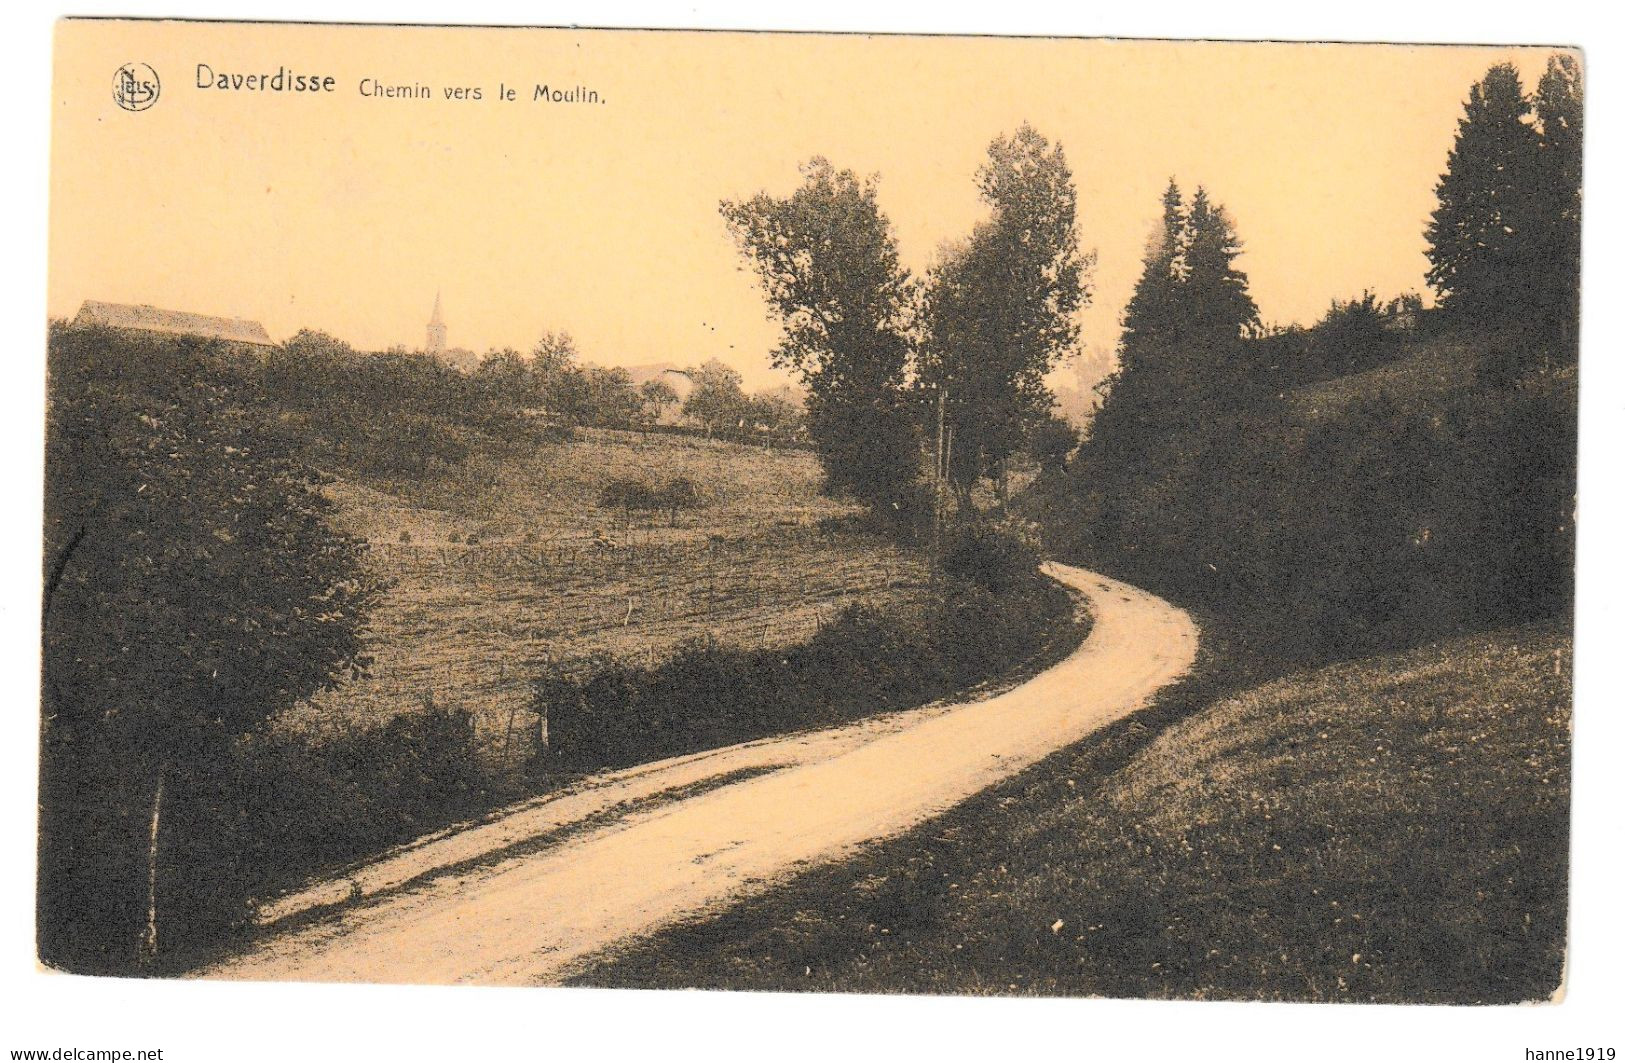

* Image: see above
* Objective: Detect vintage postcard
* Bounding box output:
[42,19,1578,1004]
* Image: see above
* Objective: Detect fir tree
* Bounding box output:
[1183,186,1260,341]
[1533,54,1583,349]
[1425,63,1543,327]
[1117,178,1187,372]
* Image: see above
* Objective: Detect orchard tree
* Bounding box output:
[681,358,747,435]
[1425,63,1543,328]
[721,158,922,525]
[41,325,381,969]
[921,126,1090,505]
[746,387,804,448]
[530,331,590,424]
[472,346,535,406]
[638,378,680,424]
[585,366,640,427]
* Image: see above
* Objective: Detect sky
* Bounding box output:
[49,22,1569,390]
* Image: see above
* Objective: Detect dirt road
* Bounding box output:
[202,563,1197,986]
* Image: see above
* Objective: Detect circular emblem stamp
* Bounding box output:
[113,63,160,112]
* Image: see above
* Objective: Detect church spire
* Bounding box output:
[426,291,447,354]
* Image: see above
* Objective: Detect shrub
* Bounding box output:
[657,476,702,525]
[149,701,488,963]
[941,518,1043,595]
[598,478,661,521]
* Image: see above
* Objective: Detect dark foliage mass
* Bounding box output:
[529,526,1071,774]
[98,702,492,967]
[257,330,567,488]
[1426,58,1582,344]
[1046,354,1575,662]
[40,326,382,972]
[1036,58,1580,664]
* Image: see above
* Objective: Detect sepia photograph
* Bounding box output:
[30,11,1596,1042]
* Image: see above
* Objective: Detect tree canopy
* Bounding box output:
[921,125,1091,502]
[721,159,922,522]
[41,325,381,967]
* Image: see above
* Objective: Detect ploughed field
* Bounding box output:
[276,428,930,758]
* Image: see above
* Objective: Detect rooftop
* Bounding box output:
[72,300,274,347]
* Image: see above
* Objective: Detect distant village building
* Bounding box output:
[423,292,479,372]
[71,300,274,349]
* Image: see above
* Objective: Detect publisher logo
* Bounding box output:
[113,63,160,112]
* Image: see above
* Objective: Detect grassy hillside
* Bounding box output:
[578,622,1570,1003]
[1281,330,1575,422]
[279,427,930,759]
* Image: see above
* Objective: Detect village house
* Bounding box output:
[71,300,276,350]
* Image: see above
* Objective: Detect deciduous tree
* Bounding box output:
[921,126,1091,504]
[638,378,680,424]
[681,358,747,436]
[721,159,922,525]
[41,325,380,969]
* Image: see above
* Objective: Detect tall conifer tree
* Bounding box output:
[1425,63,1542,326]
[1533,54,1583,348]
[1117,178,1187,373]
[1183,187,1260,341]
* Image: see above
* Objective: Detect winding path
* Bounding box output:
[201,563,1197,987]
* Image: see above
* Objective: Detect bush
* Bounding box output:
[941,518,1043,595]
[658,476,702,525]
[143,702,489,964]
[599,476,706,527]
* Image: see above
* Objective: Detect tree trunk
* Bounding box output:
[140,764,166,964]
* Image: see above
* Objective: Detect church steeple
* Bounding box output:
[426,291,447,355]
